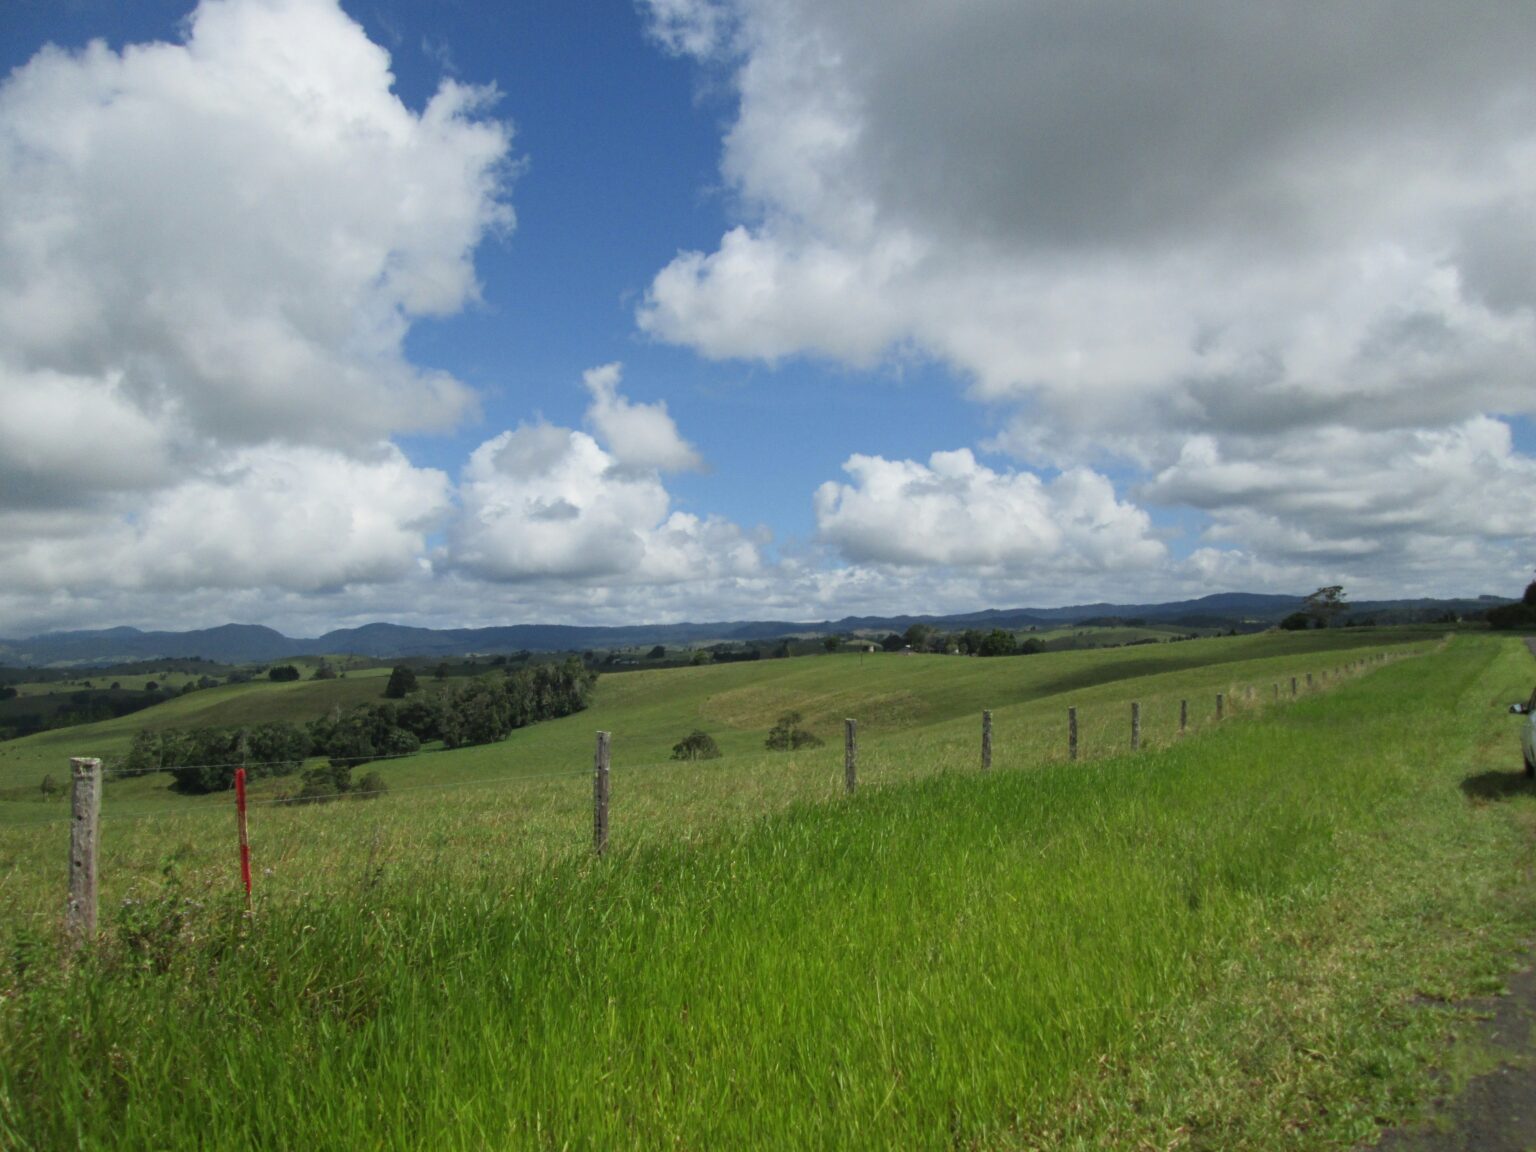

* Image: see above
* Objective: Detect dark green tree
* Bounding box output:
[383,665,419,698]
[903,623,933,650]
[268,665,300,682]
[978,629,1017,657]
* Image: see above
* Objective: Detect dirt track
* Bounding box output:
[1369,637,1536,1152]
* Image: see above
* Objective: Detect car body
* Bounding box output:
[1514,687,1536,777]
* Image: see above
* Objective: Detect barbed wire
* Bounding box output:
[0,763,599,830]
[102,747,436,779]
[0,649,1422,833]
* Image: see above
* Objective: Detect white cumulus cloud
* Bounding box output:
[0,443,449,595]
[0,0,512,617]
[582,362,703,473]
[449,366,755,586]
[815,449,1165,574]
[639,0,1536,590]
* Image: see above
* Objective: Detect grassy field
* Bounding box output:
[0,625,1445,813]
[2,628,1533,1149]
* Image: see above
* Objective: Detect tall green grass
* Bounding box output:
[2,633,1532,1149]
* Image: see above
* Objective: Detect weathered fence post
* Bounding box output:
[1291,677,1298,698]
[1068,707,1078,761]
[844,718,857,795]
[67,757,102,951]
[1131,701,1141,751]
[1216,693,1225,721]
[1306,673,1313,690]
[593,731,610,855]
[1180,699,1187,734]
[981,710,992,771]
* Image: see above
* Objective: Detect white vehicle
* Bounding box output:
[1510,689,1536,776]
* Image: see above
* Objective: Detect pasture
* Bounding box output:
[1,628,1533,1149]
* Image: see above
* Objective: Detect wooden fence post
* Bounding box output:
[844,719,857,795]
[593,732,610,855]
[981,710,992,771]
[1306,673,1313,690]
[1131,701,1141,751]
[1180,699,1187,734]
[1216,693,1224,721]
[67,757,102,951]
[1291,677,1298,698]
[1069,707,1078,761]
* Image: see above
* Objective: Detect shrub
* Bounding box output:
[671,730,722,761]
[268,665,301,682]
[354,770,387,798]
[765,711,823,752]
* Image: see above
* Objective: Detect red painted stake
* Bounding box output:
[235,767,252,907]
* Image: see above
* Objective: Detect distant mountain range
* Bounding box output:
[0,592,1509,667]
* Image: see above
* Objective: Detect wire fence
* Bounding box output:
[4,648,1422,943]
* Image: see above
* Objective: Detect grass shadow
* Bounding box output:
[1460,769,1536,803]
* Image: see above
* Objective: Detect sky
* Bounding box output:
[0,0,1533,637]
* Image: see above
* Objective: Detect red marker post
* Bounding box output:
[234,766,252,910]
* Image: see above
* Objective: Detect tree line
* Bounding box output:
[119,658,597,795]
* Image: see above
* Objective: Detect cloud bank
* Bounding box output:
[639,0,1536,592]
[0,0,507,617]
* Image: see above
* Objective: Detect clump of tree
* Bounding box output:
[307,703,422,767]
[268,665,301,682]
[765,711,823,751]
[948,628,1029,656]
[1487,578,1536,631]
[119,722,310,794]
[671,730,722,761]
[284,762,387,804]
[311,659,338,681]
[440,657,597,749]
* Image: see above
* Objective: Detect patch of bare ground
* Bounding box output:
[1370,953,1536,1152]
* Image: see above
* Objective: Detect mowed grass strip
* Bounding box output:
[2,634,1533,1149]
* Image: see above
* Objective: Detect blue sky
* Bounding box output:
[1,0,1533,635]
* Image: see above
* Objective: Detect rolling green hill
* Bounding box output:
[1,627,1531,1150]
[1,625,1445,817]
